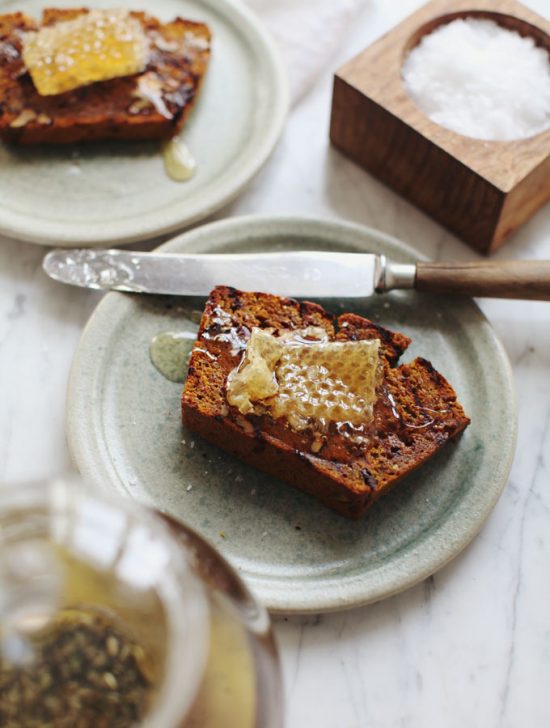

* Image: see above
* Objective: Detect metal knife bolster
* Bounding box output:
[374,256,416,293]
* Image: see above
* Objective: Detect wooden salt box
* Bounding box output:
[330,0,550,254]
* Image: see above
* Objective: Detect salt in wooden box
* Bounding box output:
[330,0,550,254]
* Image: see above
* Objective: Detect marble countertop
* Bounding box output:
[1,1,549,726]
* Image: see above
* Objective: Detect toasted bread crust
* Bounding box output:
[0,8,210,144]
[182,287,470,519]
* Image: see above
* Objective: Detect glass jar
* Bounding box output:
[0,479,282,728]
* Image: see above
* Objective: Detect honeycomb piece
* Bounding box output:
[22,9,150,96]
[225,329,281,415]
[226,328,381,430]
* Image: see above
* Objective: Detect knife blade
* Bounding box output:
[42,248,388,298]
[42,248,550,300]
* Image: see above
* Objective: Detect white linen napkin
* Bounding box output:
[244,0,368,104]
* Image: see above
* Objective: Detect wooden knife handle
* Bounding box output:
[415,260,550,300]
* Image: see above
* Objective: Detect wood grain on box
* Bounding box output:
[330,0,550,253]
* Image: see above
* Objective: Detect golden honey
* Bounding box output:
[22,10,149,96]
[226,328,381,432]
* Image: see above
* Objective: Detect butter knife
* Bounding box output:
[42,248,550,300]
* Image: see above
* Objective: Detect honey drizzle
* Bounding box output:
[201,308,251,356]
[384,388,450,430]
[209,320,454,451]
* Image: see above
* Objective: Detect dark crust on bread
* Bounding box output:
[0,8,210,144]
[182,287,470,519]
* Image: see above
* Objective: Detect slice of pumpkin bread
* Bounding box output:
[0,8,210,144]
[182,286,470,519]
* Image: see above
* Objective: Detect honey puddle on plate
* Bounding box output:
[150,331,197,383]
[163,136,197,182]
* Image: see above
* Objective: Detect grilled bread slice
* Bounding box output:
[0,8,210,144]
[182,287,470,519]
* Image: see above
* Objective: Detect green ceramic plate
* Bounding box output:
[66,216,517,613]
[0,0,288,246]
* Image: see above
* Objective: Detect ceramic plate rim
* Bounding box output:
[0,0,289,247]
[66,215,517,613]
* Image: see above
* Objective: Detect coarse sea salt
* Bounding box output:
[402,18,550,141]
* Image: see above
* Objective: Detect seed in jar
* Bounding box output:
[0,607,154,728]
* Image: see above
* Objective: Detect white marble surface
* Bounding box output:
[1,1,550,726]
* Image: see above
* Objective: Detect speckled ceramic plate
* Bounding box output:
[66,216,517,613]
[0,0,288,246]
